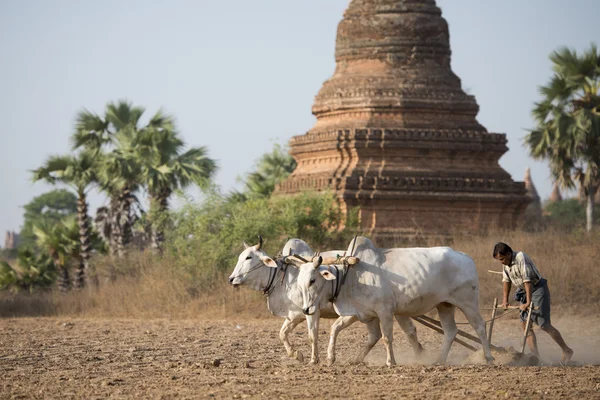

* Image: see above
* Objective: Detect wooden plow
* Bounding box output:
[412,300,539,365]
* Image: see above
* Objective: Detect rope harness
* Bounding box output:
[328,261,350,303]
[262,265,278,297]
[327,240,355,303]
[304,278,330,312]
[301,253,351,309]
[229,262,265,281]
[230,257,288,298]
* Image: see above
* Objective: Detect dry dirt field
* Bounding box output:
[1,313,599,399]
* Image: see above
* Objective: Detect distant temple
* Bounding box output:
[523,168,543,229]
[549,182,562,203]
[3,231,20,250]
[277,0,530,242]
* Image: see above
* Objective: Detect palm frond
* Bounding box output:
[72,110,109,150]
[105,100,145,130]
[147,109,176,132]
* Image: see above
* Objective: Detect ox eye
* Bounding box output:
[245,256,252,260]
[309,278,316,285]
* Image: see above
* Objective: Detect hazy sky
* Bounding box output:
[1,0,598,235]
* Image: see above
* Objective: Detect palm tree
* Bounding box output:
[32,221,76,292]
[96,151,143,257]
[243,143,296,199]
[32,151,98,288]
[72,100,165,256]
[140,127,217,250]
[525,44,600,232]
[0,247,56,293]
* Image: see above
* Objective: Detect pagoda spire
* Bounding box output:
[549,182,562,202]
[524,167,540,201]
[277,0,530,241]
[311,0,484,132]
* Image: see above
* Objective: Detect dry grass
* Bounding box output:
[1,229,598,319]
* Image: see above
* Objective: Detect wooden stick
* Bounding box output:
[487,298,498,345]
[488,270,503,275]
[412,317,477,352]
[521,305,534,354]
[416,315,506,353]
[291,254,308,263]
[318,256,359,266]
[492,305,539,310]
[285,254,360,267]
[418,315,481,344]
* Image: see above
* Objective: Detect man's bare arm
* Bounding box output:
[502,281,511,308]
[522,281,533,310]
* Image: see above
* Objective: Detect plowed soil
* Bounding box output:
[1,314,599,399]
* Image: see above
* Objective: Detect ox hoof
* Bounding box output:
[486,356,495,365]
[433,359,446,366]
[326,358,336,367]
[309,358,320,365]
[294,351,304,362]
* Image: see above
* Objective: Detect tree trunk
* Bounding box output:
[52,252,70,293]
[150,189,171,252]
[121,186,133,248]
[113,186,134,257]
[74,257,85,289]
[109,195,123,257]
[57,264,70,292]
[75,191,96,288]
[586,189,596,232]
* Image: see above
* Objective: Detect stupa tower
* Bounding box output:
[277,0,530,241]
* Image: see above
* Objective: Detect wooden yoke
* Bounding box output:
[283,254,360,267]
[317,256,359,266]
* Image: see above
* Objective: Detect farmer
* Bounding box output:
[492,242,573,363]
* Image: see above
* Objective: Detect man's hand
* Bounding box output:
[519,303,531,311]
[501,301,509,309]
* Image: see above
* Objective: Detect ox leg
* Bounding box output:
[460,305,494,364]
[349,317,381,365]
[327,316,359,366]
[305,312,320,365]
[436,303,458,364]
[395,315,424,357]
[280,316,304,361]
[379,315,396,367]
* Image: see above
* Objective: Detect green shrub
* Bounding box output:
[543,198,600,232]
[0,248,56,293]
[164,190,359,285]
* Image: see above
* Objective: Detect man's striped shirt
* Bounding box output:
[501,251,542,289]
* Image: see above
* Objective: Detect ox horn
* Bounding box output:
[292,254,309,263]
[312,256,323,269]
[284,255,306,268]
[255,235,263,250]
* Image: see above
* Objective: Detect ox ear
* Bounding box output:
[320,267,336,281]
[243,241,250,249]
[312,256,323,269]
[260,255,278,268]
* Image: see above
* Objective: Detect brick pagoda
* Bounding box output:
[277,0,530,242]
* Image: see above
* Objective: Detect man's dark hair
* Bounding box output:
[493,242,513,258]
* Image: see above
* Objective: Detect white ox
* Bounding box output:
[228,237,423,364]
[288,236,493,366]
